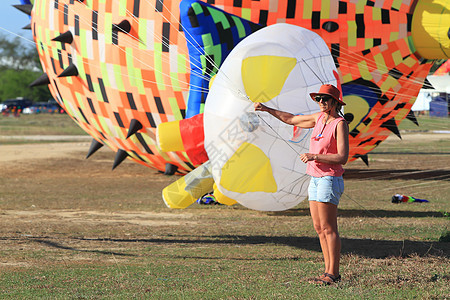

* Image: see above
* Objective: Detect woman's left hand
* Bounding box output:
[300,153,316,163]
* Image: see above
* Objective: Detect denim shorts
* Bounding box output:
[308,176,344,206]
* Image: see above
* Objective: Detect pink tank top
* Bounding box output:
[306,113,345,177]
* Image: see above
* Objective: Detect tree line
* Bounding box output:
[0,34,52,103]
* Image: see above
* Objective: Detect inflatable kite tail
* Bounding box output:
[161,161,237,208]
[156,113,208,165]
[212,183,238,206]
[162,162,214,209]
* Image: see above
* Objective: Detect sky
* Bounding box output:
[0,0,34,43]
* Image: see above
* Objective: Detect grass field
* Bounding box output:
[0,114,449,299]
[0,114,87,136]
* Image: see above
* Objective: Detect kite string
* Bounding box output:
[31,0,436,99]
[115,0,216,80]
[0,25,225,96]
[62,0,243,94]
[67,1,213,84]
[301,58,324,85]
[137,0,256,101]
[48,3,212,92]
[247,56,332,158]
[117,0,230,88]
[39,2,433,102]
[0,26,36,45]
[130,0,432,91]
[143,0,226,78]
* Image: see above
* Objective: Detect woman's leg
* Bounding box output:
[316,202,340,276]
[309,200,330,274]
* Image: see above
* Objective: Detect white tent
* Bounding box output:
[412,75,449,112]
[412,89,433,111]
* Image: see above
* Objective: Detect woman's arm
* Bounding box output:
[254,102,318,128]
[300,120,349,164]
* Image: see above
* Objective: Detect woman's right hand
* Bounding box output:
[254,102,267,111]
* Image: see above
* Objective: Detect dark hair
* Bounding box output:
[330,99,343,116]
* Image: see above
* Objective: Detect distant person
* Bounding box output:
[14,106,21,118]
[2,107,9,117]
[254,84,349,285]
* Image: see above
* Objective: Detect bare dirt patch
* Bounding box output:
[0,141,91,163]
[1,209,196,227]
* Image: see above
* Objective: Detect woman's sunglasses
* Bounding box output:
[314,95,332,103]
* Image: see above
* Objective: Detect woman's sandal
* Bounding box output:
[317,273,341,285]
[308,273,328,284]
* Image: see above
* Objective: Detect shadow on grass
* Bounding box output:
[63,235,448,259]
[344,168,450,181]
[32,239,136,257]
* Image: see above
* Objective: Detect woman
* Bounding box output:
[254,84,349,285]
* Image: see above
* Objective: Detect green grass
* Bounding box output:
[0,246,448,299]
[371,138,448,154]
[0,114,449,299]
[398,115,450,132]
[1,256,446,299]
[0,113,87,136]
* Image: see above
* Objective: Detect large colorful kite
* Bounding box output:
[15,0,450,209]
